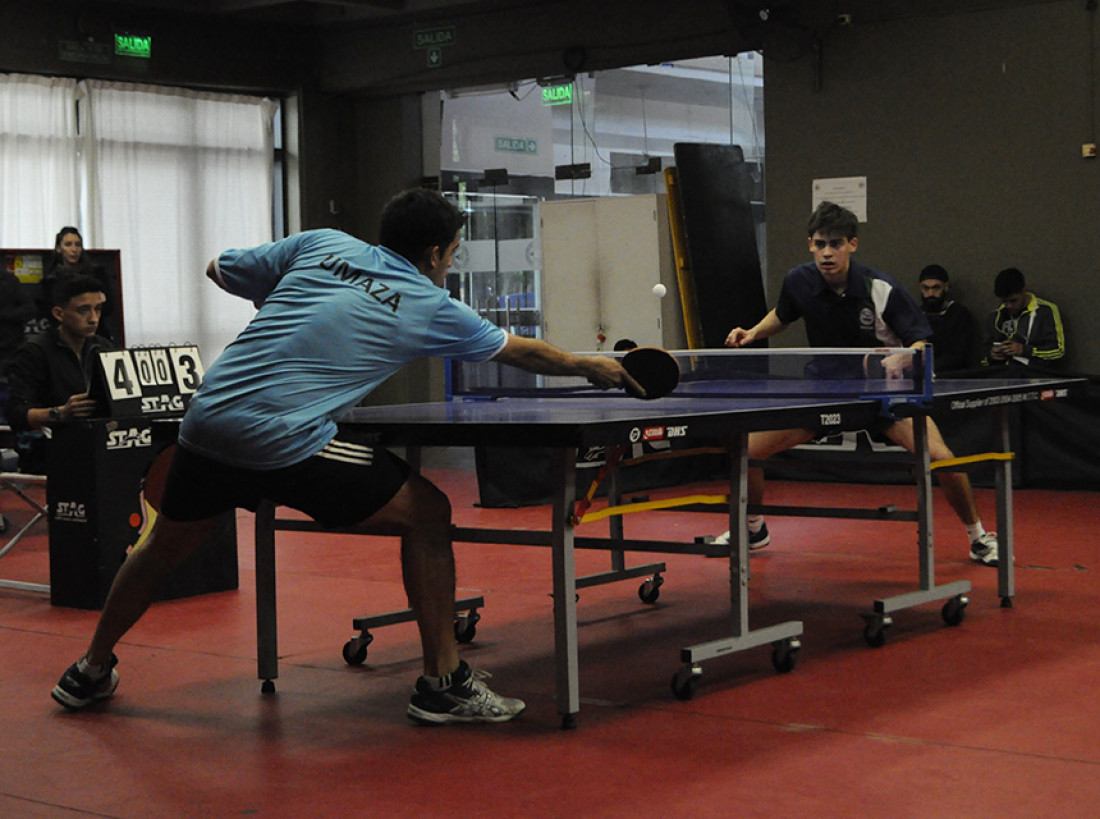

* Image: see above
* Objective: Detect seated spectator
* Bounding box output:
[981,267,1065,368]
[1,268,37,415]
[918,264,975,373]
[4,275,115,473]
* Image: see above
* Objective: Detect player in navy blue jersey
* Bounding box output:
[712,201,999,567]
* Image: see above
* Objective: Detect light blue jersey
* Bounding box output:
[179,229,507,469]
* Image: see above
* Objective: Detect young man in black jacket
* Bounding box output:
[4,275,113,473]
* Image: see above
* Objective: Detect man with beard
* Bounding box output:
[918,265,976,373]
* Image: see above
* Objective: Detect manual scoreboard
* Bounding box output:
[94,345,205,418]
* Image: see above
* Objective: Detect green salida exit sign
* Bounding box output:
[115,33,151,58]
[541,83,573,107]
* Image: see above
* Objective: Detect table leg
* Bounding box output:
[729,431,749,637]
[914,414,935,591]
[994,405,1014,606]
[551,447,580,728]
[255,500,278,692]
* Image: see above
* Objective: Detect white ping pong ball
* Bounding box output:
[652,283,667,298]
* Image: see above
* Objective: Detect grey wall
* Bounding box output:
[763,1,1099,373]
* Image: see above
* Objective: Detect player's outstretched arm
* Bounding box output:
[726,309,787,347]
[493,334,634,391]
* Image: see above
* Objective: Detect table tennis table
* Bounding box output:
[250,348,1083,727]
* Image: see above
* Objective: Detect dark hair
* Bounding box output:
[52,274,106,308]
[378,188,466,266]
[54,225,83,249]
[994,267,1026,298]
[807,201,858,239]
[50,225,95,275]
[919,264,949,283]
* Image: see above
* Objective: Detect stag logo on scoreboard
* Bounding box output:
[140,394,185,414]
[106,426,153,450]
[54,501,88,523]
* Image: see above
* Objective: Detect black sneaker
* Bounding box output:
[713,522,771,551]
[407,660,526,725]
[51,654,119,710]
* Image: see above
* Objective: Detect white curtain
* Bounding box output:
[0,74,81,247]
[81,80,277,360]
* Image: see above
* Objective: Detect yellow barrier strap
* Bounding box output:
[579,493,729,524]
[930,452,1014,470]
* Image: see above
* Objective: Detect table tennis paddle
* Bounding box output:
[622,346,679,399]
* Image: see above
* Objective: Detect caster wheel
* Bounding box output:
[261,679,276,694]
[454,611,480,643]
[862,614,891,648]
[942,595,968,626]
[671,666,701,701]
[638,575,663,604]
[771,638,801,673]
[342,632,374,665]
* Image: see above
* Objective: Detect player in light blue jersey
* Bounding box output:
[52,188,638,725]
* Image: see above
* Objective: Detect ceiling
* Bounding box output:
[48,0,1057,32]
[75,0,542,28]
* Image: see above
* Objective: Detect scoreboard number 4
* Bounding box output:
[101,350,141,400]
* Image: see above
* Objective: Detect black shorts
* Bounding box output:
[160,429,411,528]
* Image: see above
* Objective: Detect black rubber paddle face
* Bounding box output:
[622,347,680,399]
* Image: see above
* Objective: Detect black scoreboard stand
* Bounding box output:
[47,346,238,610]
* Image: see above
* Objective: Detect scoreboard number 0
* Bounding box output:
[131,348,175,387]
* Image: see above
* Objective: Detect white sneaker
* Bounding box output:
[407,661,526,725]
[713,522,771,550]
[969,532,999,566]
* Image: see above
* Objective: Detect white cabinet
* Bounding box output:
[539,194,684,352]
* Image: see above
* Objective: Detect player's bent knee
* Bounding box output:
[380,474,452,536]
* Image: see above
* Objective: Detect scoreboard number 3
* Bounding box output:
[168,346,204,393]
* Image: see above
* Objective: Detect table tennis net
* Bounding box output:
[448,346,933,401]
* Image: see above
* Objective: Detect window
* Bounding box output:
[0,73,278,360]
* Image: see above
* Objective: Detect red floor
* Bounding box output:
[2,468,1099,817]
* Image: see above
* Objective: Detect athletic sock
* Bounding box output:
[76,657,109,680]
[748,515,764,534]
[965,522,986,542]
[424,661,468,691]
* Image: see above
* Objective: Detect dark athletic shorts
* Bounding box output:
[160,428,412,528]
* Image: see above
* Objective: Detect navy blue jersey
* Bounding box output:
[776,261,931,349]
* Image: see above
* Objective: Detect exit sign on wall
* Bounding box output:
[495,137,538,154]
[114,33,151,58]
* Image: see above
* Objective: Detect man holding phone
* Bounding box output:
[981,267,1065,368]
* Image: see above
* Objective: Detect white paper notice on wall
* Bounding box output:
[812,176,868,222]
